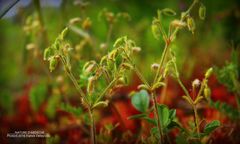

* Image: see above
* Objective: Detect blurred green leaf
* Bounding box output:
[60,103,83,116]
[45,95,60,119]
[204,120,220,134]
[157,104,169,128]
[131,90,150,112]
[29,83,47,112]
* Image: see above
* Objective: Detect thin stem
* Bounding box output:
[106,23,113,50]
[193,105,200,138]
[96,77,118,103]
[151,92,164,144]
[59,56,90,107]
[88,108,96,144]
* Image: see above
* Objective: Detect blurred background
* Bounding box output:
[0,0,240,143]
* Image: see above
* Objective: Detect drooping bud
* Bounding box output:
[187,17,195,34]
[82,17,92,30]
[69,17,81,25]
[204,86,211,99]
[49,57,58,72]
[87,76,95,94]
[199,4,206,20]
[151,19,161,40]
[171,20,186,28]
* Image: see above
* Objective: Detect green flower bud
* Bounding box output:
[49,57,58,72]
[187,17,195,34]
[199,4,206,20]
[204,86,211,99]
[205,67,213,79]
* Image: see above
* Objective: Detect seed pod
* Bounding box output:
[171,20,186,28]
[69,17,81,25]
[152,82,165,90]
[60,27,69,40]
[82,17,92,30]
[151,19,161,40]
[187,17,195,34]
[83,61,96,74]
[92,100,109,109]
[49,57,58,72]
[161,8,176,16]
[137,84,150,91]
[204,86,211,99]
[205,67,213,79]
[132,47,141,53]
[194,96,204,105]
[182,95,194,105]
[87,76,95,94]
[199,4,206,20]
[44,48,51,60]
[121,63,133,70]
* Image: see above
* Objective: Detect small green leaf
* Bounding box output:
[169,109,176,120]
[131,90,150,112]
[162,8,176,16]
[204,120,220,134]
[30,83,47,112]
[151,127,160,138]
[157,104,170,127]
[128,113,147,120]
[60,103,83,116]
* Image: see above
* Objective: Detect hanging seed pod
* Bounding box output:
[161,8,176,16]
[87,76,95,94]
[182,96,194,105]
[152,82,165,90]
[204,86,211,99]
[69,17,81,25]
[121,63,133,70]
[171,20,186,28]
[132,47,141,53]
[82,17,92,30]
[49,57,58,72]
[187,17,195,34]
[44,48,51,60]
[60,27,69,40]
[199,4,206,20]
[194,96,204,105]
[151,19,161,40]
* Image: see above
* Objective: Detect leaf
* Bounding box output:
[150,127,160,138]
[128,113,147,120]
[162,8,176,16]
[60,103,83,116]
[204,120,220,134]
[157,104,170,128]
[169,109,176,120]
[29,83,47,112]
[142,117,157,125]
[131,90,150,112]
[45,95,60,119]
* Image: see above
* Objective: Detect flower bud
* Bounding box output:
[187,17,195,34]
[151,63,160,71]
[199,4,206,20]
[192,79,201,88]
[205,67,213,79]
[49,57,58,72]
[204,86,211,99]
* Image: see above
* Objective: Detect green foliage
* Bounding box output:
[215,50,239,92]
[60,103,83,117]
[46,135,60,144]
[0,90,13,114]
[131,90,150,112]
[204,120,220,134]
[29,83,47,112]
[45,95,61,119]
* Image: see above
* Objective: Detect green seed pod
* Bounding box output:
[87,76,95,94]
[137,84,150,91]
[205,67,213,79]
[199,4,206,20]
[49,57,58,72]
[121,63,133,70]
[187,17,195,34]
[43,48,51,60]
[151,20,161,40]
[194,96,204,105]
[60,27,69,40]
[161,8,176,16]
[204,86,211,99]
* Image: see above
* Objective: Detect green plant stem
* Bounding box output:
[88,108,96,144]
[193,105,200,138]
[151,92,164,144]
[106,23,113,50]
[33,0,49,45]
[96,77,118,103]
